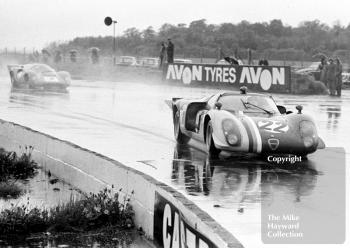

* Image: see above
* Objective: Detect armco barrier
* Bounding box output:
[0,119,243,248]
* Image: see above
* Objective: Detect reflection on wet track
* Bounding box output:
[172,144,318,207]
[0,77,349,248]
[170,145,344,247]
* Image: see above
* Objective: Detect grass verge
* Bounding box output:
[0,146,38,182]
[0,181,23,199]
[0,188,134,236]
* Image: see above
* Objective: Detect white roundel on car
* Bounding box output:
[182,67,192,85]
[260,70,272,91]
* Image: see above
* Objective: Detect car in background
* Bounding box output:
[294,62,323,80]
[8,63,70,90]
[174,59,193,64]
[138,57,159,68]
[295,62,350,84]
[342,72,350,85]
[168,90,325,157]
[216,58,243,65]
[295,62,320,75]
[116,56,137,66]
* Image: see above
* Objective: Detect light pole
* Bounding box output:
[104,16,118,65]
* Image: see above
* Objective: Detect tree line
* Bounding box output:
[45,19,350,62]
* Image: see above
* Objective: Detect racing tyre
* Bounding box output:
[10,73,14,85]
[205,120,220,157]
[174,110,190,144]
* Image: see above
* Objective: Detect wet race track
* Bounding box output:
[0,76,349,248]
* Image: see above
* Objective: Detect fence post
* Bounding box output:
[200,48,203,63]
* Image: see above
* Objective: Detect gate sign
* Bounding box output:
[163,63,291,93]
[154,192,218,248]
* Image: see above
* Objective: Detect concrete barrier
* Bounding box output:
[0,118,243,248]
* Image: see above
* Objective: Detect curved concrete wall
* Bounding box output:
[0,119,243,248]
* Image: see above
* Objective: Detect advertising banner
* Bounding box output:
[154,191,218,248]
[163,63,292,93]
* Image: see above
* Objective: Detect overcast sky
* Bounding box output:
[0,0,349,50]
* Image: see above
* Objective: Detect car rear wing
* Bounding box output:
[165,97,182,109]
[172,97,182,103]
[7,64,23,72]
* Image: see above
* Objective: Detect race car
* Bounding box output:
[8,63,70,89]
[169,88,325,157]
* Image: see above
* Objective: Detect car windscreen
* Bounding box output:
[218,95,279,115]
[30,64,55,73]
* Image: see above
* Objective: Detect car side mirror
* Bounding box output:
[277,105,287,114]
[296,105,303,114]
[215,102,222,110]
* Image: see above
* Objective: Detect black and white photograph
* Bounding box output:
[0,0,348,247]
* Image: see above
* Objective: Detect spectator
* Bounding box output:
[69,50,77,63]
[335,58,342,96]
[54,51,62,63]
[258,58,269,66]
[264,58,269,66]
[90,48,99,64]
[159,42,166,68]
[319,57,327,84]
[326,58,337,96]
[41,49,51,63]
[167,39,174,63]
[258,59,264,66]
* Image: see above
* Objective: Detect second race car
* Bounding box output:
[169,88,325,157]
[8,63,71,90]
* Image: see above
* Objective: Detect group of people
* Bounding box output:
[258,58,269,66]
[318,57,342,96]
[159,39,174,68]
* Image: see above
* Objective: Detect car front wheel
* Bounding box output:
[205,120,220,157]
[174,110,190,144]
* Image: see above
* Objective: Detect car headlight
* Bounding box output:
[226,133,239,145]
[299,121,317,148]
[222,119,241,146]
[64,75,71,85]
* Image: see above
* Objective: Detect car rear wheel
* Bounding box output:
[205,121,220,157]
[10,72,14,84]
[10,76,16,86]
[174,110,190,144]
[24,73,30,82]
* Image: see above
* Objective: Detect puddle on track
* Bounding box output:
[0,169,82,210]
[0,169,155,248]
